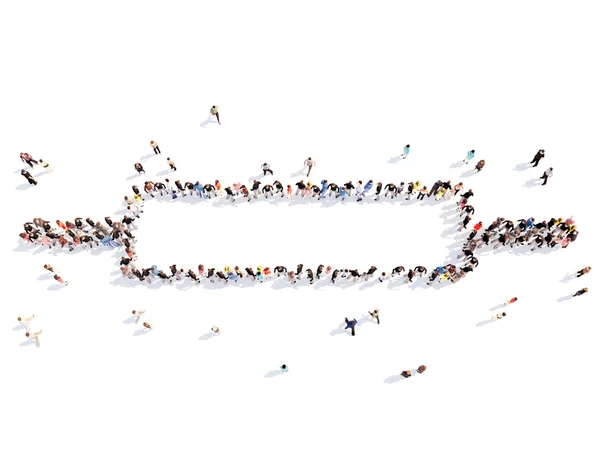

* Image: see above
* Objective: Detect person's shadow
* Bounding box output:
[388,156,402,164]
[15,183,35,190]
[513,162,530,171]
[200,115,214,128]
[123,315,137,325]
[383,374,404,384]
[449,161,463,169]
[140,153,154,161]
[523,179,539,188]
[557,295,573,303]
[155,169,171,177]
[290,168,305,177]
[475,319,493,327]
[264,370,283,378]
[198,332,218,340]
[460,170,474,178]
[133,328,151,336]
[489,303,506,312]
[560,272,576,283]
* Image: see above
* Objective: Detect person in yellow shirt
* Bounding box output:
[210,105,221,124]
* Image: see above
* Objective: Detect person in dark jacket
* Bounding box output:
[21,169,37,185]
[530,149,545,167]
[344,317,357,336]
[573,287,588,297]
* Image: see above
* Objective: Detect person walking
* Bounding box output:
[262,163,273,175]
[463,149,475,164]
[504,297,518,306]
[417,365,427,374]
[368,309,380,324]
[167,157,177,171]
[474,159,485,173]
[577,266,592,277]
[17,314,35,330]
[143,322,153,330]
[344,317,358,336]
[304,157,316,176]
[134,162,145,175]
[21,169,37,185]
[573,287,588,297]
[150,141,161,154]
[53,274,68,286]
[20,152,38,168]
[530,149,545,167]
[210,105,221,124]
[132,310,146,324]
[492,312,506,321]
[280,364,289,372]
[39,159,53,172]
[401,370,412,378]
[211,326,221,334]
[540,167,553,185]
[25,330,42,347]
[401,144,411,159]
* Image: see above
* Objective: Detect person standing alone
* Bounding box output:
[304,157,316,176]
[210,105,221,125]
[150,141,161,154]
[540,167,553,186]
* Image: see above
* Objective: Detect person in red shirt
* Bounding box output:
[474,221,483,231]
[504,297,518,306]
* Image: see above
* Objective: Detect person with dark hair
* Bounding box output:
[210,105,220,124]
[280,364,289,372]
[492,312,506,321]
[391,266,405,278]
[463,149,475,164]
[504,297,518,306]
[417,365,427,374]
[167,157,177,171]
[573,288,588,297]
[344,317,357,336]
[474,159,486,173]
[363,265,377,281]
[577,266,592,277]
[274,266,287,277]
[261,163,273,175]
[134,162,145,174]
[368,309,380,324]
[401,144,411,159]
[306,268,314,285]
[20,152,38,168]
[530,149,545,167]
[401,370,411,378]
[540,167,553,185]
[21,169,37,185]
[304,157,316,176]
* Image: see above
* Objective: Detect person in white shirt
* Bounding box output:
[18,314,35,329]
[132,310,146,324]
[39,159,53,172]
[304,157,316,176]
[26,330,42,347]
[540,167,553,186]
[261,163,273,175]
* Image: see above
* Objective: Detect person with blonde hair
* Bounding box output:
[150,140,161,154]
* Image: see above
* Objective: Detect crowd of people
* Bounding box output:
[18,156,580,290]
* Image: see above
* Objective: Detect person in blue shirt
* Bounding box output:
[357,180,373,201]
[345,317,358,336]
[336,186,348,201]
[320,179,328,198]
[401,144,411,159]
[194,182,205,198]
[463,149,475,164]
[280,364,289,372]
[526,217,535,229]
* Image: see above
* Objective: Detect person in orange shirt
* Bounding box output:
[474,221,483,231]
[286,184,292,199]
[215,180,221,192]
[504,297,518,306]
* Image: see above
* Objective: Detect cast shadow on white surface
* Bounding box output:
[37,272,52,281]
[560,272,576,283]
[459,170,474,178]
[123,316,137,325]
[126,173,143,181]
[523,178,540,188]
[489,303,506,312]
[13,323,28,331]
[247,173,265,182]
[475,319,493,327]
[140,153,154,161]
[514,162,532,171]
[449,161,463,169]
[557,295,574,303]
[198,332,218,341]
[388,156,402,164]
[199,115,214,128]
[20,339,36,347]
[155,169,172,177]
[133,328,151,336]
[264,370,284,378]
[47,283,66,291]
[290,168,305,177]
[15,183,35,190]
[383,374,404,384]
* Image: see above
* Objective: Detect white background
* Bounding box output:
[1,1,599,449]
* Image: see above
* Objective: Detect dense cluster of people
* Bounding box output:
[18,166,579,289]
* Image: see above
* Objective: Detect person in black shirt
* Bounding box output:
[306,269,314,284]
[262,184,273,197]
[273,180,284,197]
[295,180,306,196]
[316,264,325,279]
[344,181,355,196]
[274,266,287,277]
[391,266,405,277]
[374,182,383,201]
